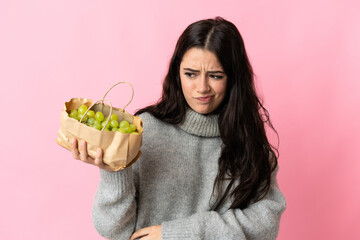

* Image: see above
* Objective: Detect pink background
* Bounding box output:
[1,0,359,239]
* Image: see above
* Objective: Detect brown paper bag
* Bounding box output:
[56,82,143,171]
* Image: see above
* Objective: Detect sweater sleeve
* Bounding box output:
[161,169,286,240]
[92,168,137,240]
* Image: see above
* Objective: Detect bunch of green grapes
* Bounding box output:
[69,104,139,135]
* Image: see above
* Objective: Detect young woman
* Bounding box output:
[70,17,286,240]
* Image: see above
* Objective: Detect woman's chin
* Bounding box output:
[190,107,213,115]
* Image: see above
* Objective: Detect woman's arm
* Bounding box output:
[160,168,286,240]
[70,138,137,239]
[92,169,137,240]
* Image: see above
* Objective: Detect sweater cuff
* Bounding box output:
[99,168,135,194]
[161,217,201,239]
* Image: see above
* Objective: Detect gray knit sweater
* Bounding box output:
[92,110,286,240]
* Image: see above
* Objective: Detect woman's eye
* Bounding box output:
[210,75,223,80]
[184,72,195,78]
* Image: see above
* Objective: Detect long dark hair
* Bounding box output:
[136,17,278,210]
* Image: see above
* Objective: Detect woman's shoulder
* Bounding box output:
[137,112,180,141]
[138,112,158,123]
[137,112,167,129]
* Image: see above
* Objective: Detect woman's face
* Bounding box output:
[179,47,227,115]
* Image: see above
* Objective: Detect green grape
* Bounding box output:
[110,113,118,121]
[78,104,88,115]
[93,120,102,130]
[69,109,78,119]
[110,120,119,128]
[119,120,130,129]
[86,110,95,118]
[87,117,95,126]
[129,124,136,132]
[95,111,104,122]
[131,132,139,135]
[119,126,131,133]
[111,127,118,131]
[118,128,127,133]
[101,120,110,130]
[78,112,87,123]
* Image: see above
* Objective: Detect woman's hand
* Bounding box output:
[70,137,114,171]
[130,225,161,240]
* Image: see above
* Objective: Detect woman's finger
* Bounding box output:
[130,228,148,240]
[93,148,115,172]
[94,148,106,168]
[70,137,80,159]
[130,225,161,240]
[79,140,90,162]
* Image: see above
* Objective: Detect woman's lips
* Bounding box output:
[195,95,213,102]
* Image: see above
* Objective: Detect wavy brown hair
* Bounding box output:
[136,17,278,210]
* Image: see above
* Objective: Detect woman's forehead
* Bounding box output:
[180,48,223,70]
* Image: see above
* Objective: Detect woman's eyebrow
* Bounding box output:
[183,68,225,74]
[207,70,225,74]
[183,68,200,72]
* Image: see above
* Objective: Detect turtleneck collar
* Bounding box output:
[178,109,220,137]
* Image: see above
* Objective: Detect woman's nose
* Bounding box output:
[197,75,210,93]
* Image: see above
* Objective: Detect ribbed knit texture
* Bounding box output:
[178,109,220,137]
[92,110,286,240]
